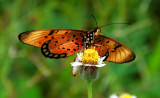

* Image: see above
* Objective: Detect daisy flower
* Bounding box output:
[71,48,106,67]
[110,93,137,98]
[70,48,106,77]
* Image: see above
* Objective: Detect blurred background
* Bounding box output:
[0,0,160,98]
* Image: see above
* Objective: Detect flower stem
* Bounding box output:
[87,80,92,98]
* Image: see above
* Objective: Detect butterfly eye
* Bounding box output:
[93,28,97,33]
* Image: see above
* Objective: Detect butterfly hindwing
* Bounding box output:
[94,35,135,63]
[41,32,86,58]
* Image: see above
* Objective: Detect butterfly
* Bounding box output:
[18,27,135,63]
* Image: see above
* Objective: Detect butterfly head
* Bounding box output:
[92,27,101,36]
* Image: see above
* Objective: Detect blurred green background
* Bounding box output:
[0,0,160,98]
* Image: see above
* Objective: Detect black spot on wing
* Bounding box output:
[67,49,70,51]
[98,40,101,43]
[62,36,65,39]
[44,36,48,38]
[48,30,55,35]
[106,41,109,43]
[114,44,122,50]
[65,32,68,34]
[75,42,79,46]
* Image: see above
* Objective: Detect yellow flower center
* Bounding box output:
[119,93,133,98]
[81,48,100,65]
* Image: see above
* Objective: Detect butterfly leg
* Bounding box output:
[94,44,101,47]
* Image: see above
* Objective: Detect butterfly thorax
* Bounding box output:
[83,27,101,48]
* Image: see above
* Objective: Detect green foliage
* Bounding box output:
[0,0,160,97]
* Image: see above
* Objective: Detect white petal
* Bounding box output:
[84,64,94,66]
[95,64,106,67]
[98,56,106,64]
[77,52,83,61]
[132,96,137,98]
[101,56,106,61]
[72,66,79,76]
[109,94,118,98]
[70,62,83,66]
[75,57,79,62]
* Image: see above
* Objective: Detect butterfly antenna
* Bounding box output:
[100,23,131,28]
[92,14,98,27]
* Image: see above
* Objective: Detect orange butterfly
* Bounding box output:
[18,27,135,63]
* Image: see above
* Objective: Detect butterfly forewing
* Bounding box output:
[18,29,87,47]
[18,29,87,58]
[94,35,135,63]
